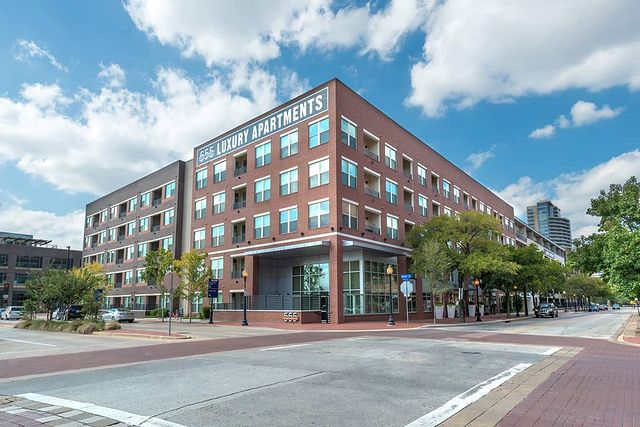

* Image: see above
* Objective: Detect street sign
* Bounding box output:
[400,273,414,281]
[400,279,415,296]
[208,279,219,299]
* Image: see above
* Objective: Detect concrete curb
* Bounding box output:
[424,315,534,328]
[94,331,191,340]
[614,313,640,347]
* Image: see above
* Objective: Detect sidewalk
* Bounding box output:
[619,313,639,345]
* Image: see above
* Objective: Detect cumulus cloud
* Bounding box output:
[529,100,623,139]
[407,1,640,116]
[98,63,126,88]
[497,150,640,238]
[13,39,67,72]
[466,146,495,172]
[0,64,285,195]
[123,0,431,65]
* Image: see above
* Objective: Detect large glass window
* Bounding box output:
[309,158,329,188]
[0,254,7,267]
[341,158,357,188]
[280,130,298,158]
[127,221,136,236]
[15,256,42,269]
[211,258,223,279]
[164,208,174,225]
[140,192,150,207]
[139,217,149,232]
[454,187,461,204]
[162,236,173,251]
[418,165,427,187]
[443,180,451,199]
[137,243,148,258]
[211,224,224,247]
[341,200,358,229]
[341,118,357,149]
[193,229,206,249]
[309,200,330,229]
[165,181,176,198]
[279,207,298,234]
[385,180,398,205]
[343,260,361,314]
[255,177,271,203]
[212,192,225,214]
[386,215,399,240]
[128,197,137,212]
[213,161,226,183]
[384,145,397,170]
[280,168,298,196]
[196,168,208,189]
[255,141,271,168]
[125,246,135,260]
[254,213,270,239]
[194,198,207,219]
[292,263,329,294]
[418,195,428,217]
[309,118,329,148]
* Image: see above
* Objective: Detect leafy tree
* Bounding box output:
[70,263,111,320]
[25,270,82,321]
[411,239,454,322]
[174,250,211,323]
[564,274,612,304]
[142,249,174,321]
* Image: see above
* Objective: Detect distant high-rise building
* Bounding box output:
[526,201,572,250]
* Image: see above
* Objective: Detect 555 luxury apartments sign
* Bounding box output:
[197,87,329,166]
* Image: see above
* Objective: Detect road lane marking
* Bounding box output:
[405,362,533,427]
[16,393,184,427]
[260,343,310,351]
[541,346,562,355]
[0,338,55,347]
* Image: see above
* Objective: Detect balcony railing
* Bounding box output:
[151,225,161,232]
[212,293,329,311]
[364,149,379,161]
[152,198,162,207]
[231,270,243,279]
[213,172,226,183]
[364,187,380,198]
[232,233,246,244]
[365,224,380,234]
[404,203,414,212]
[403,170,413,179]
[233,200,246,209]
[117,235,125,242]
[116,258,124,264]
[234,166,247,176]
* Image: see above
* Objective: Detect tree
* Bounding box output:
[411,239,454,323]
[24,270,83,321]
[564,274,612,304]
[174,250,211,322]
[70,263,111,320]
[142,249,174,321]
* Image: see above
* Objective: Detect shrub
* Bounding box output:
[201,306,211,320]
[148,308,169,317]
[15,319,32,329]
[105,321,121,331]
[76,323,97,335]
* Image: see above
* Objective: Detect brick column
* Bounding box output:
[244,255,260,295]
[329,236,344,324]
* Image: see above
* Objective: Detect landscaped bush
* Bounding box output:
[77,323,97,334]
[201,306,211,320]
[14,319,107,335]
[104,321,121,330]
[147,308,169,317]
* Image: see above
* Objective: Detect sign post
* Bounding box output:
[208,279,219,324]
[400,277,416,325]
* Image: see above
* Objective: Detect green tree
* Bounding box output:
[70,263,111,320]
[142,249,174,321]
[25,270,83,321]
[174,250,211,322]
[411,239,454,322]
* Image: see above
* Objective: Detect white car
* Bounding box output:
[101,308,135,323]
[2,306,24,320]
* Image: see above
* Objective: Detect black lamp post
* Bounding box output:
[523,283,529,317]
[473,278,481,322]
[563,291,567,312]
[573,293,577,312]
[241,270,249,326]
[387,265,395,326]
[66,246,71,271]
[513,285,520,317]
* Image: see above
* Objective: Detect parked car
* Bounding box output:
[101,308,134,323]
[612,304,621,310]
[534,303,559,318]
[0,307,6,318]
[63,305,84,320]
[52,308,65,320]
[599,304,608,311]
[588,304,599,312]
[1,306,24,320]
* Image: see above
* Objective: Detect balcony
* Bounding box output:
[232,233,246,244]
[364,187,379,198]
[233,166,247,176]
[404,202,414,212]
[403,170,413,179]
[364,149,379,162]
[233,200,246,210]
[231,270,243,279]
[116,258,124,264]
[151,225,161,232]
[364,224,380,234]
[152,198,162,207]
[117,234,125,242]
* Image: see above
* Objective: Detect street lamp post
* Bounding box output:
[513,285,520,317]
[386,265,395,326]
[66,246,71,271]
[241,270,249,326]
[473,278,482,322]
[523,283,529,317]
[563,291,567,312]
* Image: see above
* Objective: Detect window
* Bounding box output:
[255,141,271,168]
[343,260,361,314]
[255,177,271,203]
[109,206,117,219]
[128,197,137,212]
[280,168,298,196]
[384,145,397,170]
[98,231,106,244]
[309,200,330,229]
[212,192,225,214]
[49,258,67,270]
[309,158,329,188]
[443,180,451,198]
[194,229,206,249]
[0,254,7,267]
[211,258,223,279]
[341,158,357,188]
[213,161,226,183]
[162,236,173,251]
[107,250,115,263]
[254,213,270,239]
[418,165,427,187]
[100,210,108,223]
[136,269,145,284]
[419,195,428,217]
[196,168,207,189]
[195,198,207,219]
[108,228,115,241]
[280,130,298,158]
[454,187,461,204]
[127,221,136,235]
[86,216,93,227]
[164,208,174,226]
[16,256,42,269]
[341,118,356,149]
[125,246,135,260]
[385,180,398,204]
[165,181,176,198]
[309,117,329,148]
[15,273,30,284]
[140,192,150,207]
[341,200,358,229]
[386,215,399,240]
[139,217,149,232]
[137,243,148,258]
[479,202,485,212]
[444,207,452,217]
[211,224,224,247]
[279,207,298,234]
[292,263,329,294]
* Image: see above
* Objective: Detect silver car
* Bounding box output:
[101,308,135,323]
[1,306,24,320]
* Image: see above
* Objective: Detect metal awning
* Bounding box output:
[342,240,411,256]
[243,240,330,257]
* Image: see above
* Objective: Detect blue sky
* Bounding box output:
[0,0,639,247]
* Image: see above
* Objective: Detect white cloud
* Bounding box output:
[529,100,623,139]
[407,1,640,116]
[497,150,640,238]
[466,146,495,172]
[98,63,126,88]
[123,0,430,65]
[13,39,67,72]
[570,100,623,127]
[0,64,285,195]
[529,124,556,139]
